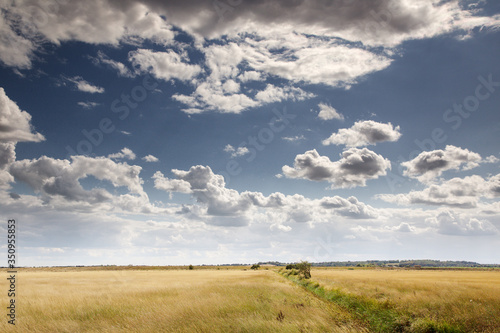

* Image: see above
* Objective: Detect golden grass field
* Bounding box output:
[0,268,367,332]
[309,268,500,332]
[2,266,499,332]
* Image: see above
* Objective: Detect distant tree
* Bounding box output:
[251,264,260,270]
[297,261,311,279]
[188,265,194,270]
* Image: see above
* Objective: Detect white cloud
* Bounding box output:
[94,51,134,78]
[223,144,235,153]
[129,49,201,81]
[0,10,35,69]
[224,144,249,158]
[378,174,500,208]
[9,155,150,212]
[77,101,100,109]
[282,148,391,188]
[173,84,259,114]
[243,36,392,88]
[237,71,264,83]
[426,211,498,236]
[65,76,105,94]
[401,145,483,183]
[282,135,305,142]
[323,120,401,147]
[153,171,192,194]
[254,84,315,104]
[0,87,45,143]
[319,195,378,219]
[108,148,136,161]
[172,42,316,114]
[153,165,379,223]
[158,0,500,47]
[142,155,159,162]
[0,0,175,69]
[0,143,15,189]
[318,103,344,121]
[222,80,240,94]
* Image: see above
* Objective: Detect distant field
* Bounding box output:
[302,268,500,332]
[0,268,366,332]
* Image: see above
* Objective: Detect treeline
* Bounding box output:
[258,260,499,268]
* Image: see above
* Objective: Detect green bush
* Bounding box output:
[297,261,311,279]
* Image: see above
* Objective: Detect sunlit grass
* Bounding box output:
[308,268,500,332]
[0,268,367,332]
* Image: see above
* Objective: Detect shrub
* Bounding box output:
[251,264,260,270]
[188,265,194,270]
[297,261,311,279]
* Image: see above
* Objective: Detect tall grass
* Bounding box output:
[282,268,500,333]
[0,268,367,332]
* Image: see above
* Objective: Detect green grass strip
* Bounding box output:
[278,271,463,333]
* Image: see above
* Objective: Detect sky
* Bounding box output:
[0,0,500,266]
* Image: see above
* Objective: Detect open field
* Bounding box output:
[293,268,500,332]
[2,266,499,332]
[0,268,366,332]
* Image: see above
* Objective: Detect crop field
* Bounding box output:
[0,268,366,332]
[2,266,499,332]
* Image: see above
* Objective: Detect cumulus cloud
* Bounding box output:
[149,0,500,47]
[171,42,317,114]
[401,145,483,183]
[153,165,379,223]
[318,103,344,121]
[378,174,500,208]
[0,143,15,189]
[0,88,45,189]
[0,88,45,143]
[224,144,249,158]
[323,120,401,147]
[0,0,175,69]
[238,71,264,83]
[64,76,105,94]
[129,49,202,81]
[254,84,315,104]
[142,155,159,162]
[108,148,136,160]
[9,155,148,210]
[426,211,498,236]
[242,34,392,88]
[319,195,378,219]
[282,148,391,188]
[153,171,192,194]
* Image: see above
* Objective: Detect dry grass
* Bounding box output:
[310,268,500,332]
[0,268,367,332]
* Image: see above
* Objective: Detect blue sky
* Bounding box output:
[1,0,500,266]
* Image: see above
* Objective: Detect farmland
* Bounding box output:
[1,266,499,332]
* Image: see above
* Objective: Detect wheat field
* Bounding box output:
[0,268,367,332]
[310,268,500,332]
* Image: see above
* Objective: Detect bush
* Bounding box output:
[286,264,299,270]
[188,265,194,270]
[251,264,260,270]
[297,261,311,279]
